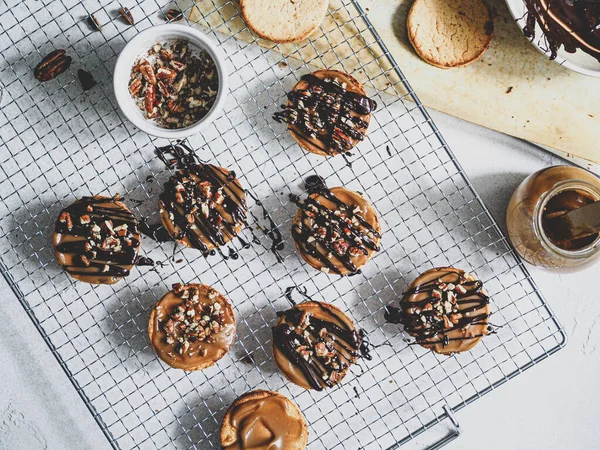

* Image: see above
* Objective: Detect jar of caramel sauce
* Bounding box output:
[507,165,600,269]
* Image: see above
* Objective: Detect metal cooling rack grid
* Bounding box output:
[0,0,565,449]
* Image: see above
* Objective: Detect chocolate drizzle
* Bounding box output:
[160,163,248,254]
[523,0,600,62]
[246,190,285,262]
[273,301,367,390]
[390,269,490,349]
[273,72,376,156]
[290,176,380,275]
[53,195,149,283]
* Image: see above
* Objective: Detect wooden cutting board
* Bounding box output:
[188,0,600,166]
[362,0,600,166]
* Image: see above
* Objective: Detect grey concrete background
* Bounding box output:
[1,109,599,449]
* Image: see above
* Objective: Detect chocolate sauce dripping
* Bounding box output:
[134,256,154,266]
[55,196,144,278]
[156,141,199,169]
[246,190,284,262]
[139,219,172,243]
[387,271,490,347]
[523,0,600,62]
[284,285,311,306]
[273,73,377,156]
[290,175,380,275]
[273,302,365,391]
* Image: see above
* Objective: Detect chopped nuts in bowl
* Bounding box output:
[114,24,228,139]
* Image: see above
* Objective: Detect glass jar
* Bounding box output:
[506,165,600,269]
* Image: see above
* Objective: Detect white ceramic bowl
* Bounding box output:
[505,0,600,77]
[114,24,228,138]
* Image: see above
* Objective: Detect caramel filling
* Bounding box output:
[223,393,305,450]
[542,189,598,251]
[150,284,235,370]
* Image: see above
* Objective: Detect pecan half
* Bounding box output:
[144,84,156,114]
[87,14,102,31]
[129,78,142,96]
[119,7,134,25]
[34,50,72,82]
[139,62,157,84]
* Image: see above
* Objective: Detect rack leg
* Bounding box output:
[427,405,461,450]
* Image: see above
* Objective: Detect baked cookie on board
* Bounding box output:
[407,0,493,68]
[240,0,329,43]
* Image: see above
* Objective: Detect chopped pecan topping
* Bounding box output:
[161,285,227,356]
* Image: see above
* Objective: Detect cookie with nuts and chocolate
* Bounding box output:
[220,390,308,450]
[159,163,247,254]
[274,70,376,157]
[272,300,368,390]
[148,283,236,371]
[290,175,380,275]
[52,195,145,285]
[394,267,490,355]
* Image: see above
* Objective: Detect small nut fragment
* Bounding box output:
[449,313,463,325]
[165,8,183,21]
[455,284,467,295]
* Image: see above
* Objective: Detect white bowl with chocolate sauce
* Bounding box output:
[505,0,600,77]
[114,24,228,138]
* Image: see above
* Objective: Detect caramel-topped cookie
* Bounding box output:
[290,175,380,275]
[148,283,236,371]
[272,300,367,390]
[53,195,143,285]
[274,70,377,157]
[220,390,308,450]
[159,163,247,254]
[393,267,490,355]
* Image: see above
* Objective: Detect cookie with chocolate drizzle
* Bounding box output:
[52,195,146,285]
[274,70,377,157]
[272,300,367,390]
[291,175,381,275]
[391,267,490,355]
[148,283,236,371]
[220,390,308,450]
[159,163,247,254]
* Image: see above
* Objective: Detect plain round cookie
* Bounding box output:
[240,0,329,43]
[407,0,493,69]
[220,390,308,450]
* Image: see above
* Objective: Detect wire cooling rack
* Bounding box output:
[0,0,565,448]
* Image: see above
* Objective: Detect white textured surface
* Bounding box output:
[1,109,598,450]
